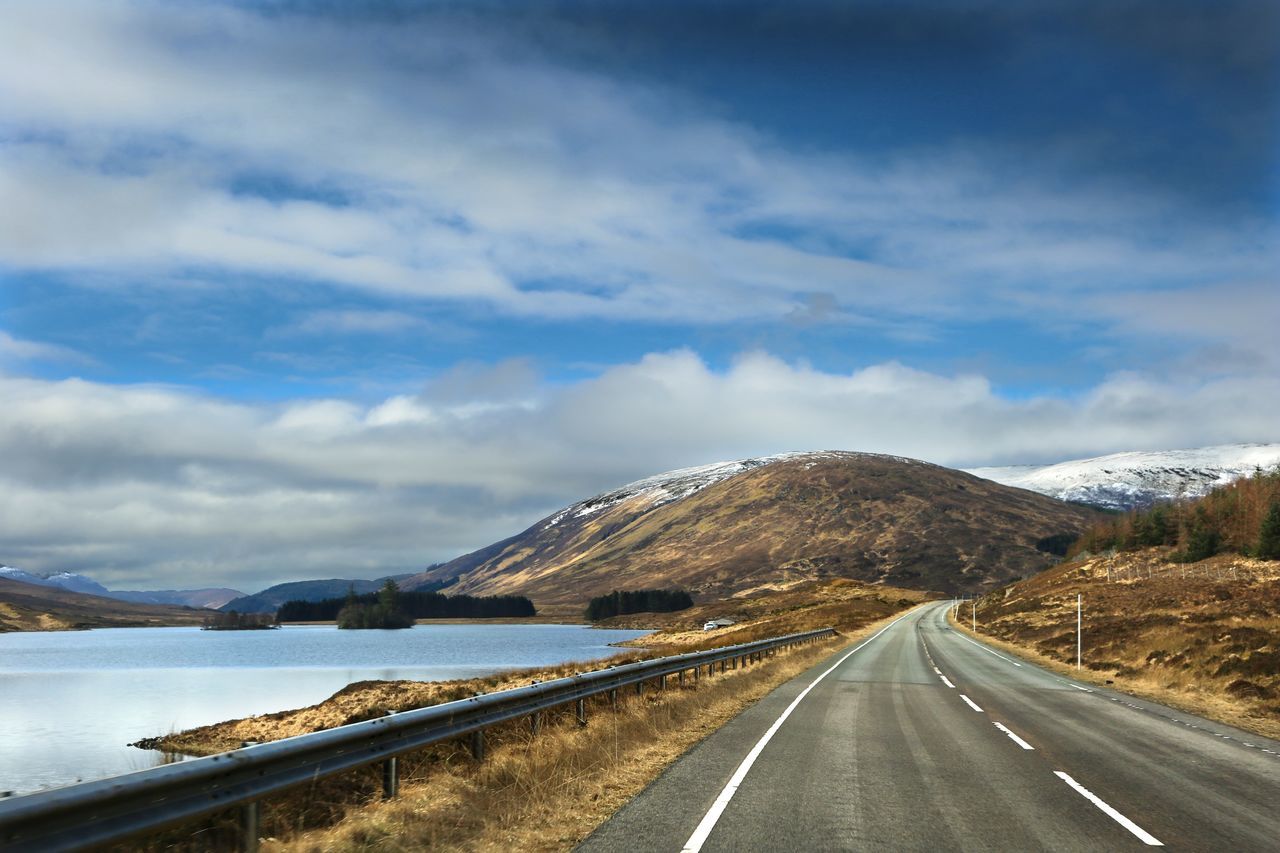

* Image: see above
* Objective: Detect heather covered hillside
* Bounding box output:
[403,452,1098,603]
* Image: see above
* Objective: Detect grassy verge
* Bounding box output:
[137,583,923,851]
[947,550,1280,741]
[266,633,848,852]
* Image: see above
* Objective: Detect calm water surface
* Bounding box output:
[0,623,648,794]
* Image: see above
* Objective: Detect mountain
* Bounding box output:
[400,451,1099,603]
[0,566,242,610]
[0,566,110,596]
[107,588,244,610]
[220,574,419,614]
[0,577,207,632]
[966,443,1280,511]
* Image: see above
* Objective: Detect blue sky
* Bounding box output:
[1,1,1277,589]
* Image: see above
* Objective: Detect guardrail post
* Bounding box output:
[470,729,485,761]
[659,674,667,690]
[241,801,260,853]
[382,756,398,799]
[610,688,618,708]
[693,665,699,682]
[636,680,644,696]
[678,669,685,686]
[576,698,587,726]
[530,712,542,735]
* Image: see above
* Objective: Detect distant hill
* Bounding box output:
[108,588,244,610]
[967,443,1280,510]
[400,451,1099,603]
[220,574,420,614]
[0,566,243,610]
[0,577,207,632]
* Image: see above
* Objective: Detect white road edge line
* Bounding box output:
[960,694,984,712]
[993,721,1035,750]
[952,631,1023,666]
[680,608,920,853]
[1054,771,1163,846]
[940,675,956,688]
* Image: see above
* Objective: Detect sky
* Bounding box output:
[1,0,1277,592]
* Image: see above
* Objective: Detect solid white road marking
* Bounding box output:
[940,675,956,688]
[952,631,1023,666]
[960,694,983,712]
[1070,684,1092,692]
[993,721,1035,750]
[680,608,920,853]
[1054,771,1163,846]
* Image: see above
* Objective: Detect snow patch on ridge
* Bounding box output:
[543,450,921,528]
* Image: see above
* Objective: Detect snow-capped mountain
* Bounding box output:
[966,444,1280,510]
[0,566,110,595]
[402,450,1091,599]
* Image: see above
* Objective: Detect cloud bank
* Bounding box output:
[3,354,1276,590]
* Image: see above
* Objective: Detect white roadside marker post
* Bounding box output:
[1076,593,1082,670]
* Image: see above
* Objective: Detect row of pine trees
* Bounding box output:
[1072,467,1280,562]
[584,588,694,620]
[277,580,536,627]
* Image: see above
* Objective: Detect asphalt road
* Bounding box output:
[579,601,1280,852]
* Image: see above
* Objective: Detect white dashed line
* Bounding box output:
[993,721,1035,750]
[680,608,919,852]
[1070,684,1092,692]
[940,675,955,689]
[960,694,983,712]
[1054,771,1163,846]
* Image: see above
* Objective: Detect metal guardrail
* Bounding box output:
[0,627,836,852]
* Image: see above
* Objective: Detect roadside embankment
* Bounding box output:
[950,549,1280,740]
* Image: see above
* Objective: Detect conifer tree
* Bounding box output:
[1258,501,1280,560]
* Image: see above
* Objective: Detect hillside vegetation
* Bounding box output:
[964,471,1280,739]
[403,453,1097,603]
[1074,466,1280,562]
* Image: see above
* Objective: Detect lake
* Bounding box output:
[0,623,649,795]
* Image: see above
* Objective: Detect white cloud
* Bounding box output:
[1,354,1275,590]
[0,0,1271,337]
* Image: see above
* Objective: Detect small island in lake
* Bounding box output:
[202,611,278,630]
[336,580,414,629]
[276,580,536,628]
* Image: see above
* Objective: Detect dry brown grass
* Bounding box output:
[265,638,847,853]
[955,549,1280,740]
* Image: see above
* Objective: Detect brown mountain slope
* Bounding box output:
[404,452,1098,604]
[0,577,207,632]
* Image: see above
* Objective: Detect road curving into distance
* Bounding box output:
[579,600,1280,852]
